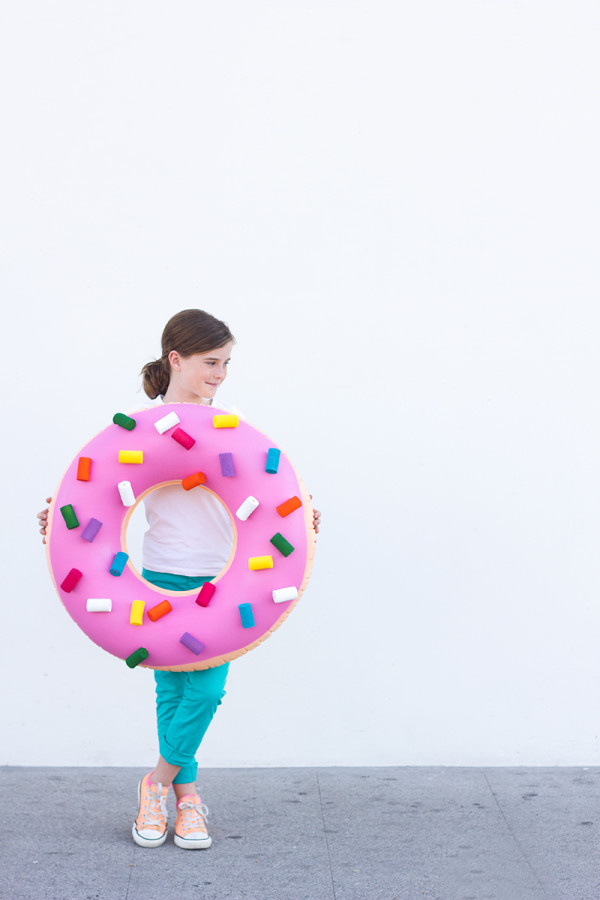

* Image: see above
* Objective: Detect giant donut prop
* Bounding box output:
[46,403,316,671]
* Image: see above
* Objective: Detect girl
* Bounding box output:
[38,309,321,850]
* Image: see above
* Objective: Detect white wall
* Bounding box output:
[2,1,599,768]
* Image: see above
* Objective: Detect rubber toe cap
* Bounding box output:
[132,825,167,847]
[174,832,212,849]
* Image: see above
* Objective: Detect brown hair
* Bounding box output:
[141,309,235,399]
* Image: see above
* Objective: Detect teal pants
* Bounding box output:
[143,569,230,785]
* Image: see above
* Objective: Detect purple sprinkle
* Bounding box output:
[180,632,205,655]
[81,518,103,543]
[219,452,235,477]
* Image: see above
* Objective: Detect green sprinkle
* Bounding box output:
[113,413,136,431]
[125,647,149,668]
[270,532,295,557]
[60,504,79,530]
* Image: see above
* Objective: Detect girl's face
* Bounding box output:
[168,341,233,403]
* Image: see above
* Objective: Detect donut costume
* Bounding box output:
[45,403,316,671]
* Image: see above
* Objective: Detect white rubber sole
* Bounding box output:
[174,833,212,850]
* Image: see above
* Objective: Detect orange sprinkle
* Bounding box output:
[182,471,207,491]
[77,457,92,481]
[147,600,173,622]
[276,496,302,517]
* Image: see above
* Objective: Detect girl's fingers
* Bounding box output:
[38,498,52,519]
[308,495,321,532]
[38,498,52,543]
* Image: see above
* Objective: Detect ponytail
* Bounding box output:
[140,356,171,399]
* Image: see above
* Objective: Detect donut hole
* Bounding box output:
[124,481,236,593]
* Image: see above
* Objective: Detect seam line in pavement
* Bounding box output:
[316,771,338,900]
[483,771,548,899]
[126,812,136,898]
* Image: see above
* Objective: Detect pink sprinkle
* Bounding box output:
[60,568,83,592]
[195,582,216,608]
[171,428,196,450]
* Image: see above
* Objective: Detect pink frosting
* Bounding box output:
[46,403,313,670]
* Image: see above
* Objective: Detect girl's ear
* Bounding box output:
[168,350,181,370]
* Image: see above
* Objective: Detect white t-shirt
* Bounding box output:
[138,395,240,577]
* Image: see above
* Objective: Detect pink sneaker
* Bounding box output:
[174,795,212,849]
[132,773,169,848]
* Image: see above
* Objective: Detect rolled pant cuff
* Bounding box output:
[159,735,196,768]
[173,764,198,785]
[158,742,198,784]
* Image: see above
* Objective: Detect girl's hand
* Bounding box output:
[37,497,52,544]
[310,495,321,534]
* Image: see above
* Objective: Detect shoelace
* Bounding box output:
[177,799,209,833]
[139,782,168,828]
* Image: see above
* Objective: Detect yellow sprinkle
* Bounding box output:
[248,556,274,571]
[119,450,144,464]
[213,415,239,429]
[130,601,145,626]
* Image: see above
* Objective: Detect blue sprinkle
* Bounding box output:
[109,551,129,576]
[266,448,281,474]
